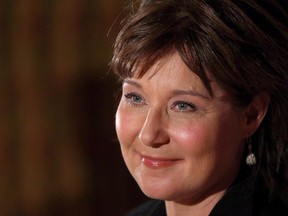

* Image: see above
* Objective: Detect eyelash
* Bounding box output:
[124,92,146,107]
[171,101,197,113]
[124,92,197,113]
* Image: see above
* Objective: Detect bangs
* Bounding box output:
[112,30,213,95]
[112,34,176,79]
[111,2,213,94]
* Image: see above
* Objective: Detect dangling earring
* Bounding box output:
[245,138,256,166]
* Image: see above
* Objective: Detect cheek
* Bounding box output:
[169,120,212,154]
[168,117,241,166]
[115,108,128,146]
[115,105,141,148]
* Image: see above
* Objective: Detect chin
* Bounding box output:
[141,186,174,200]
[135,175,181,201]
[135,174,213,204]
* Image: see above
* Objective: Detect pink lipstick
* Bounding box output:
[141,156,180,168]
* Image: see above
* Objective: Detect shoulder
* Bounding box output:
[124,178,288,216]
[125,199,166,216]
[210,177,288,216]
[255,189,288,216]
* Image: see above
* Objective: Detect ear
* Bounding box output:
[242,93,270,137]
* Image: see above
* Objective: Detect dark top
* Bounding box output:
[125,177,288,216]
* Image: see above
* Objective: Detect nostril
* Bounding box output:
[138,108,169,147]
[138,122,170,147]
[138,128,156,146]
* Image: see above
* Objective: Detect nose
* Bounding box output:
[138,108,169,147]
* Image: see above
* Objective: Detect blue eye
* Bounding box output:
[177,102,189,110]
[172,101,197,112]
[124,92,145,106]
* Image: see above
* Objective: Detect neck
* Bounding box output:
[165,189,226,216]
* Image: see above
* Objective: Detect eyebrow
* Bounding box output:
[123,79,210,100]
[123,79,142,88]
[171,90,210,99]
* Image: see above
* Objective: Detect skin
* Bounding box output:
[115,52,268,215]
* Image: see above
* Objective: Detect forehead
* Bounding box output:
[135,52,195,80]
[130,52,228,100]
[136,53,205,87]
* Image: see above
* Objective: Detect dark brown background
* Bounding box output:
[0,0,148,215]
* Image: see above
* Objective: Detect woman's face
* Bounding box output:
[115,52,247,204]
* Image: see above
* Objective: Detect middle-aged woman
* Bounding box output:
[111,0,288,215]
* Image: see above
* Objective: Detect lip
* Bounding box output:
[140,155,181,168]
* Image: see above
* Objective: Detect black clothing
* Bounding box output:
[126,177,288,216]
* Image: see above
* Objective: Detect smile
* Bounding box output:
[140,155,182,168]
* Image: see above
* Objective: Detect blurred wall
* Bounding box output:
[0,0,147,215]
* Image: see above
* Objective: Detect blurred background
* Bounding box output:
[0,0,148,215]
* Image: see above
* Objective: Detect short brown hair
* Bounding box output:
[111,0,288,195]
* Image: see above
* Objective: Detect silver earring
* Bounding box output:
[245,138,256,166]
